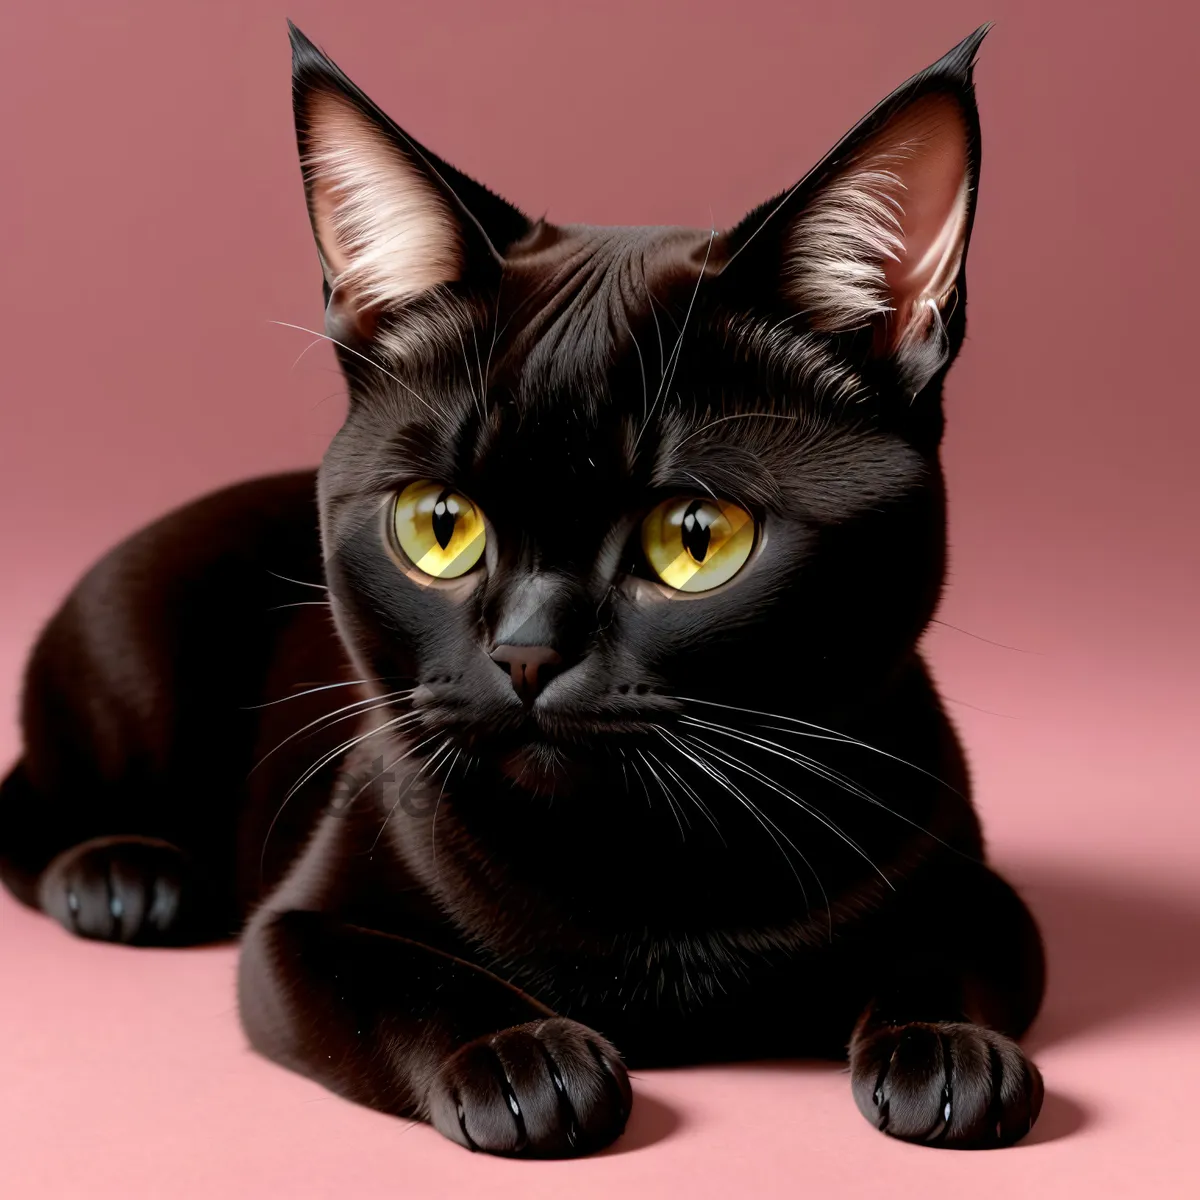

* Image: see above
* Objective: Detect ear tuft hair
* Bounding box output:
[286,23,530,341]
[784,93,971,349]
[723,26,989,394]
[784,147,908,333]
[301,88,464,313]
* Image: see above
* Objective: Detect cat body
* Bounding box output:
[0,24,1046,1155]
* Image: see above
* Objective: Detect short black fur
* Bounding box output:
[0,23,1045,1155]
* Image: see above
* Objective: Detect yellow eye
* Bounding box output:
[640,497,755,593]
[393,481,486,579]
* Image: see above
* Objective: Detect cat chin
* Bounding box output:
[495,742,587,796]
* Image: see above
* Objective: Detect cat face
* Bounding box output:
[291,25,984,796]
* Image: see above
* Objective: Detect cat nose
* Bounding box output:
[489,645,563,703]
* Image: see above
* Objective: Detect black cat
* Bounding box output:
[0,23,1045,1155]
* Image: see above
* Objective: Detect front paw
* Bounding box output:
[426,1017,632,1157]
[38,836,195,945]
[851,1020,1043,1148]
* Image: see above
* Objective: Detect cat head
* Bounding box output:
[290,23,987,797]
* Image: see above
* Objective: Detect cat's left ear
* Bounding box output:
[722,26,988,395]
[289,23,531,343]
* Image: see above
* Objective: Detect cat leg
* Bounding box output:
[849,861,1046,1148]
[238,908,631,1156]
[237,810,631,1157]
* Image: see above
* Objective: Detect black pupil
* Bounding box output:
[432,491,458,550]
[680,500,712,563]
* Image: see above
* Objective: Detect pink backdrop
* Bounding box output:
[1,1,1197,1196]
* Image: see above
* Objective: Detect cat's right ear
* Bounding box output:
[289,23,530,343]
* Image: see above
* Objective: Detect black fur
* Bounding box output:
[0,23,1044,1156]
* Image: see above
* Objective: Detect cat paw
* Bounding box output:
[851,1020,1043,1148]
[38,836,196,945]
[426,1017,632,1157]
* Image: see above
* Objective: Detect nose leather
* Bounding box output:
[490,645,562,702]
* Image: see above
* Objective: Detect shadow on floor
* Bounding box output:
[1018,1090,1092,1147]
[1003,860,1200,1052]
[597,1092,684,1156]
[613,860,1199,1151]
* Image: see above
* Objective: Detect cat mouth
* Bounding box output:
[417,704,664,795]
[496,742,580,792]
[490,715,658,794]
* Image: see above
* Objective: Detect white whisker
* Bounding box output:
[627,752,654,811]
[680,715,882,807]
[372,736,452,853]
[259,710,420,876]
[635,228,715,449]
[620,308,650,426]
[270,319,437,416]
[638,749,688,840]
[676,707,968,857]
[456,325,484,421]
[676,695,962,796]
[267,571,328,592]
[651,746,725,843]
[244,679,374,710]
[250,688,413,774]
[656,727,825,926]
[679,730,891,891]
[429,745,463,885]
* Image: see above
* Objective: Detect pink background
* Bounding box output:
[2,1,1197,1196]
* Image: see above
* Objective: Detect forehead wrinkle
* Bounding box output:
[714,312,870,409]
[648,405,790,507]
[354,343,477,449]
[497,235,621,401]
[470,402,505,475]
[515,358,610,422]
[346,406,471,497]
[661,403,926,522]
[650,436,785,510]
[651,400,871,513]
[495,226,716,420]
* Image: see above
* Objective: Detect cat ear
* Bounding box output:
[289,24,530,341]
[723,26,988,394]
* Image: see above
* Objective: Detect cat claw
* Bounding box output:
[852,1020,1043,1148]
[427,1018,631,1157]
[38,836,197,945]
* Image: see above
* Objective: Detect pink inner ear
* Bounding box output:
[302,91,463,331]
[878,95,970,350]
[310,173,351,282]
[783,91,973,346]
